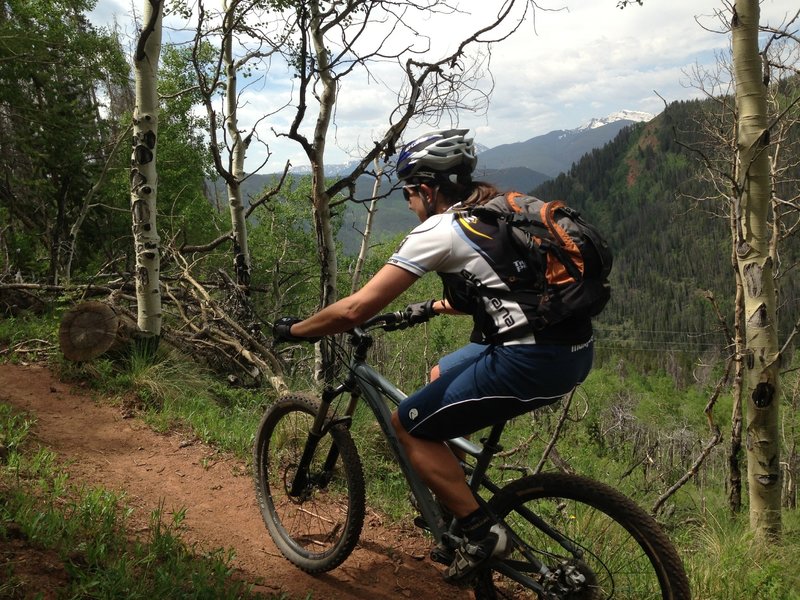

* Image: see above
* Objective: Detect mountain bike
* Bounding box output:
[253,311,692,599]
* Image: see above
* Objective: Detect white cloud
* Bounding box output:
[90,0,797,170]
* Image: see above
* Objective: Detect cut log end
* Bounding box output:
[59,301,134,362]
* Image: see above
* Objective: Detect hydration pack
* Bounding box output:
[467,192,613,332]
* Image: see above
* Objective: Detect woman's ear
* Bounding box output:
[421,182,449,213]
[418,183,433,203]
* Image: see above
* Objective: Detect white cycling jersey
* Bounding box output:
[388,207,593,345]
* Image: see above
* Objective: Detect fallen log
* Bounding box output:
[0,287,47,316]
[59,301,139,362]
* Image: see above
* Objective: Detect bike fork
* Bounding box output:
[289,383,353,497]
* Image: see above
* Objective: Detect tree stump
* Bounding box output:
[59,301,138,362]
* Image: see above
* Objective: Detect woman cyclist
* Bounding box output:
[274,128,594,584]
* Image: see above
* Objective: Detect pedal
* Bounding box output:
[441,531,461,547]
[413,514,431,532]
[431,531,462,564]
[430,543,455,565]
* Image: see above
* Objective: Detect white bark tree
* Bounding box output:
[731,0,783,538]
[186,0,292,289]
[281,0,533,380]
[130,0,164,339]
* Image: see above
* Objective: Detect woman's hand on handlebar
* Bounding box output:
[403,299,439,325]
[275,296,445,342]
[273,317,322,344]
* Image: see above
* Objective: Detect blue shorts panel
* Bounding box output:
[398,341,594,440]
[438,343,488,375]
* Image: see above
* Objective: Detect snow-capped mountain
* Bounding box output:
[576,110,654,132]
[476,111,655,177]
[286,111,653,178]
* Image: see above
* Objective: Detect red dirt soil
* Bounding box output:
[0,363,472,600]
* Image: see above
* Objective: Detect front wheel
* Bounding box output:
[253,394,366,573]
[473,472,691,599]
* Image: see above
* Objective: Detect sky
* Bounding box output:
[90,0,796,171]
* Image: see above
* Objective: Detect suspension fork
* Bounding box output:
[289,382,357,497]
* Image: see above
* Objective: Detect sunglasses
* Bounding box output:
[402,185,419,202]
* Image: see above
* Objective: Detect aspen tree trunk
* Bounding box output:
[731,0,781,537]
[130,0,163,338]
[350,160,384,294]
[308,0,338,382]
[222,0,251,288]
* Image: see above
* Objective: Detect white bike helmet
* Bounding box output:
[396,129,477,183]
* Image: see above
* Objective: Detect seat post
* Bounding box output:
[468,422,506,493]
[483,422,506,450]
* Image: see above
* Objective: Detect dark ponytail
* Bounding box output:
[437,180,500,208]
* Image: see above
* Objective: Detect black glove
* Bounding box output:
[273,317,321,343]
[404,300,438,325]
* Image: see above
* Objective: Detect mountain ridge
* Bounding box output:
[475,110,653,177]
[286,111,654,178]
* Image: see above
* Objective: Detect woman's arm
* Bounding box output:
[433,297,464,316]
[290,264,419,338]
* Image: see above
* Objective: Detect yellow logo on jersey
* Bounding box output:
[458,216,492,239]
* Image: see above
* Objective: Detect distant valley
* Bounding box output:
[225,112,654,253]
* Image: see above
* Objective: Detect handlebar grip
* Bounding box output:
[359,310,408,332]
[378,311,406,330]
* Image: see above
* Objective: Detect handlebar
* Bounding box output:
[356,310,414,333]
[340,310,420,356]
[274,309,427,346]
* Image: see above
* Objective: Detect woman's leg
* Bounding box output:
[391,411,479,518]
[431,343,487,461]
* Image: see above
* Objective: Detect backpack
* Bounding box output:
[467,192,613,332]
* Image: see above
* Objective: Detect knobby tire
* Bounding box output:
[253,394,366,573]
[472,472,691,600]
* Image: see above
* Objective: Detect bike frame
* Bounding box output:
[272,317,688,598]
[297,324,560,592]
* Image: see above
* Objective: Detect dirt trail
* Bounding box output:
[0,363,470,600]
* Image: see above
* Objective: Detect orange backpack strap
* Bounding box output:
[540,200,584,285]
[505,192,526,214]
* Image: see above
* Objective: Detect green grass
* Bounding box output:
[0,404,280,599]
[3,312,800,599]
[0,311,61,362]
[679,508,800,599]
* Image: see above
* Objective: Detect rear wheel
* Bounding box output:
[472,472,691,599]
[253,394,365,573]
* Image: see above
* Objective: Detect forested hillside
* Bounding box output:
[532,99,799,377]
